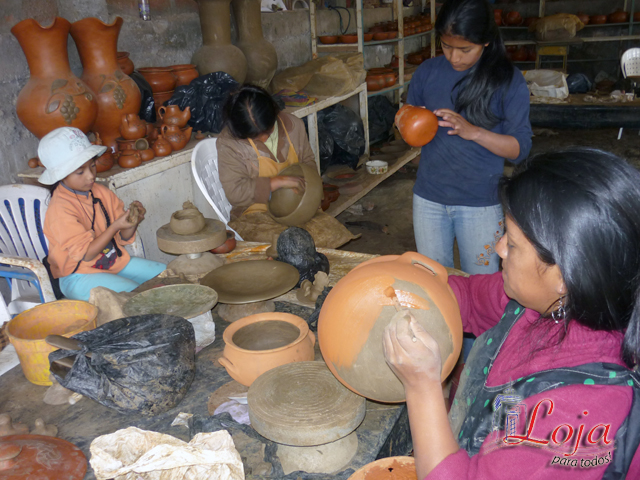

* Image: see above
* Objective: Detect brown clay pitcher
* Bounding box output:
[158,105,191,128]
[119,113,147,140]
[70,17,142,152]
[152,135,173,157]
[160,124,191,151]
[118,148,142,169]
[11,17,98,139]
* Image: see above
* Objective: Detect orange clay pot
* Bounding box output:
[318,252,462,403]
[219,312,316,386]
[394,104,438,147]
[348,457,416,480]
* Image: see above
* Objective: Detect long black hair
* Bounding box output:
[223,84,280,139]
[435,0,514,130]
[500,148,640,368]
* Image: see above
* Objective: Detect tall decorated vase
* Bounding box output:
[191,0,247,82]
[232,0,278,88]
[70,17,141,152]
[11,17,98,139]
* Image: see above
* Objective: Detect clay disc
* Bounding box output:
[123,284,218,319]
[248,361,366,446]
[277,431,358,475]
[200,260,299,304]
[157,218,227,255]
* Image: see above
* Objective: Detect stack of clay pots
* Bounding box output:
[154,105,194,156]
[116,113,155,169]
[138,67,178,117]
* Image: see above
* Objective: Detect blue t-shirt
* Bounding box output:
[407,56,532,207]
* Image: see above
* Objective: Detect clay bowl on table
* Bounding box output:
[210,230,237,254]
[319,35,339,44]
[348,457,416,480]
[340,34,358,44]
[363,32,374,42]
[138,67,177,93]
[608,10,630,23]
[268,163,323,226]
[218,312,316,386]
[383,72,397,88]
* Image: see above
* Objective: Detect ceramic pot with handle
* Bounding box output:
[119,113,147,140]
[318,252,463,403]
[158,105,191,128]
[161,124,191,151]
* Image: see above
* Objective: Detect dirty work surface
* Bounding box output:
[0,302,410,479]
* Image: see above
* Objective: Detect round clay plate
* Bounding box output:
[200,260,299,304]
[0,434,87,480]
[123,284,218,319]
[248,361,366,446]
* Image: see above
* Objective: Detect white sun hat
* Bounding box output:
[37,127,107,185]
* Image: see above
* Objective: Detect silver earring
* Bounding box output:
[551,296,566,324]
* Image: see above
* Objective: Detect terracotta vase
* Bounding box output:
[232,0,278,88]
[117,51,134,75]
[11,17,98,139]
[171,64,199,87]
[138,67,177,93]
[191,0,247,82]
[70,17,142,153]
[395,104,438,147]
[158,105,191,128]
[318,252,463,403]
[219,312,316,386]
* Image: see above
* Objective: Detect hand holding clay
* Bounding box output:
[383,310,443,391]
[270,175,306,195]
[434,108,481,141]
[114,209,138,230]
[126,201,146,225]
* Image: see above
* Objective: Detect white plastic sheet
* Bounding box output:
[524,70,569,99]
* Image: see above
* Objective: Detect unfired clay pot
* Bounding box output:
[70,17,142,153]
[192,0,248,82]
[11,17,98,139]
[158,105,191,128]
[169,204,206,235]
[395,104,438,147]
[268,164,323,227]
[171,64,199,87]
[117,51,134,75]
[219,312,316,386]
[232,0,278,89]
[318,252,463,403]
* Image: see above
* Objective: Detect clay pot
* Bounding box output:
[158,105,191,128]
[635,12,640,22]
[321,196,331,211]
[116,137,148,152]
[210,231,237,254]
[139,148,155,162]
[152,135,173,157]
[153,90,174,115]
[118,148,142,169]
[387,31,398,39]
[504,11,523,26]
[119,113,147,140]
[319,35,338,44]
[576,12,590,25]
[340,34,359,43]
[170,64,199,87]
[373,32,389,41]
[160,124,193,151]
[608,10,630,23]
[219,312,316,386]
[232,0,278,89]
[363,32,374,42]
[527,46,537,62]
[11,18,98,139]
[494,9,503,26]
[366,75,385,92]
[92,133,114,173]
[117,51,134,75]
[28,157,41,168]
[192,0,248,82]
[369,25,385,33]
[407,53,423,65]
[512,46,528,62]
[383,72,396,87]
[348,457,416,480]
[146,123,158,139]
[138,67,177,93]
[590,14,608,25]
[269,163,323,227]
[395,104,438,148]
[170,205,206,235]
[318,252,463,402]
[70,17,142,153]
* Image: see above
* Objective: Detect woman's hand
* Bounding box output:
[270,175,306,195]
[434,108,482,141]
[383,310,443,392]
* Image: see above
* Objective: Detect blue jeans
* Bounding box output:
[413,194,504,275]
[59,257,166,301]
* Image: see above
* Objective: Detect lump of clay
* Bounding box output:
[296,272,330,307]
[277,227,329,287]
[127,202,142,224]
[169,201,206,235]
[0,413,29,436]
[31,418,58,437]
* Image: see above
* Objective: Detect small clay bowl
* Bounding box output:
[268,164,323,227]
[340,34,359,44]
[138,67,177,93]
[387,31,398,39]
[323,184,340,203]
[116,137,149,152]
[373,32,389,41]
[363,33,374,42]
[319,35,339,44]
[321,196,331,211]
[210,231,237,254]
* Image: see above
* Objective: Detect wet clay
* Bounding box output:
[169,201,206,235]
[0,414,29,436]
[232,320,300,351]
[127,202,141,224]
[31,419,58,437]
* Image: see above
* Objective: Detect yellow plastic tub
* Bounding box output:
[6,300,98,386]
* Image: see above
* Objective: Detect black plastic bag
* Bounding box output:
[129,71,156,124]
[49,314,196,416]
[368,96,397,145]
[567,73,594,94]
[318,104,365,170]
[166,71,239,134]
[304,117,334,174]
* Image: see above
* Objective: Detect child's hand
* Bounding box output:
[127,201,146,225]
[114,211,137,230]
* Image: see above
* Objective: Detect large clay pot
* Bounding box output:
[11,17,98,139]
[171,64,199,87]
[70,17,142,153]
[232,0,278,88]
[219,312,316,386]
[138,67,177,93]
[318,252,463,403]
[608,9,630,23]
[395,104,438,147]
[191,0,247,82]
[268,163,323,227]
[504,11,523,26]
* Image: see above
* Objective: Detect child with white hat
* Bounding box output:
[39,127,166,301]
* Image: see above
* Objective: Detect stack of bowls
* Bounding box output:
[138,67,178,117]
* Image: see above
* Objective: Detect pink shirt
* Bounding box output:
[425,272,640,480]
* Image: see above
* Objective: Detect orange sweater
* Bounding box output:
[43,183,134,278]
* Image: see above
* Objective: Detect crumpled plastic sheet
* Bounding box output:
[90,427,244,480]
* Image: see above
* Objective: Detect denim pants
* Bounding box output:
[59,256,166,301]
[413,194,504,275]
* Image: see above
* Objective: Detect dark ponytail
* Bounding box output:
[435,0,514,130]
[223,84,281,140]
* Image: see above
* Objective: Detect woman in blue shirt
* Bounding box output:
[408,0,532,274]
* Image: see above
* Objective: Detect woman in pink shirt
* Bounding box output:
[384,147,640,480]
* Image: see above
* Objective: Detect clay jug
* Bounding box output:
[232,0,278,88]
[171,64,199,87]
[70,17,142,153]
[118,148,142,169]
[119,113,147,139]
[158,105,191,128]
[11,17,98,139]
[191,0,247,82]
[395,104,438,147]
[318,252,463,403]
[152,135,173,157]
[161,124,190,151]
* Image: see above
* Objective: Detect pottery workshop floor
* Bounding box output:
[337,127,640,260]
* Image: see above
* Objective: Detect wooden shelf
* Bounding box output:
[367,81,410,97]
[284,83,367,118]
